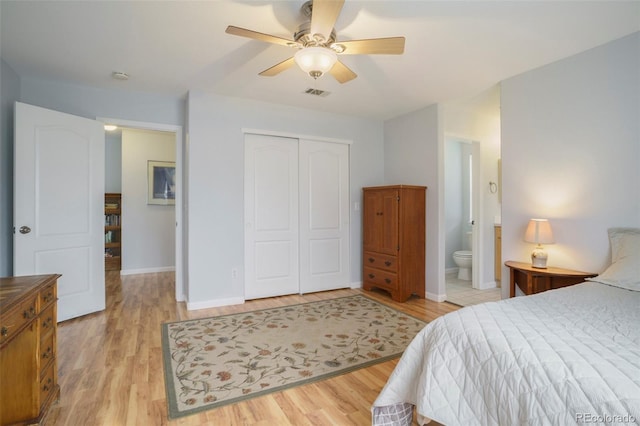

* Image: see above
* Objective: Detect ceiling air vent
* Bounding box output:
[304,88,330,97]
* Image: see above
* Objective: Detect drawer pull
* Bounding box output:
[42,347,52,359]
[44,292,54,303]
[1,326,8,337]
[384,260,392,266]
[23,306,36,319]
[43,317,53,329]
[43,378,52,392]
[368,257,375,263]
[368,273,375,279]
[385,278,392,284]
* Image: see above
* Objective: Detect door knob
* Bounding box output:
[19,226,31,234]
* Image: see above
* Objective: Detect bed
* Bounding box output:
[372,228,640,426]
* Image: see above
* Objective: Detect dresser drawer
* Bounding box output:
[363,251,397,272]
[39,362,56,407]
[39,304,56,340]
[364,267,398,290]
[1,295,38,346]
[39,283,57,309]
[40,329,55,375]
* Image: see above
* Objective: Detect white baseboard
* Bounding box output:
[187,296,245,311]
[445,267,459,275]
[350,281,363,289]
[120,266,175,276]
[426,292,447,302]
[476,281,498,290]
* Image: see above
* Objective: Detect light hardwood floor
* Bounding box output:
[45,272,459,425]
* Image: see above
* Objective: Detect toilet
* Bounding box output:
[453,232,473,281]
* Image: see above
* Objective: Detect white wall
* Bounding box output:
[501,32,640,298]
[121,128,176,273]
[105,131,122,193]
[0,59,20,276]
[19,77,184,125]
[443,86,502,290]
[186,91,384,306]
[383,104,441,300]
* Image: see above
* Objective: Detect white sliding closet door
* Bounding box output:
[244,134,299,299]
[244,133,350,299]
[299,139,350,293]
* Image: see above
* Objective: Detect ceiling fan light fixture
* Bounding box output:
[294,46,337,79]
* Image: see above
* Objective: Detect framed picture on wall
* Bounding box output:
[147,160,176,205]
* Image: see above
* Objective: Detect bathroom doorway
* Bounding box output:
[444,137,499,306]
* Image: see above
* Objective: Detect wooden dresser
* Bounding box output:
[362,185,426,302]
[0,275,60,425]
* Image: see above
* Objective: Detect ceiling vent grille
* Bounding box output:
[304,88,330,97]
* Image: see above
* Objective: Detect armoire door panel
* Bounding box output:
[381,189,399,255]
[362,190,381,252]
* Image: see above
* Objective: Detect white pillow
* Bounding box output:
[587,227,640,291]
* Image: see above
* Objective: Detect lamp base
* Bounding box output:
[531,246,548,268]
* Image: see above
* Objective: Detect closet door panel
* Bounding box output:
[244,134,299,299]
[299,139,350,294]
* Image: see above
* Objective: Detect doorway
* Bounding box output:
[99,117,184,302]
[444,137,500,306]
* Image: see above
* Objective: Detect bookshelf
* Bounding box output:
[105,193,121,271]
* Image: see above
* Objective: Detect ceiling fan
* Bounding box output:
[225,0,405,84]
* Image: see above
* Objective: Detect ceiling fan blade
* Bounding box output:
[259,57,296,77]
[310,0,345,43]
[329,60,357,84]
[335,37,405,55]
[226,25,298,48]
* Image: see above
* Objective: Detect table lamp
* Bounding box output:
[524,218,554,268]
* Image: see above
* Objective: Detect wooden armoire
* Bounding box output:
[362,185,426,302]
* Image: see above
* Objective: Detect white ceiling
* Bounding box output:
[1,1,639,120]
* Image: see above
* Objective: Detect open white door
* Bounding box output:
[14,102,105,322]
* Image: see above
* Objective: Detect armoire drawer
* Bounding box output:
[363,251,397,272]
[364,267,398,290]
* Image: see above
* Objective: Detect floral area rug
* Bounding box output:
[161,295,427,419]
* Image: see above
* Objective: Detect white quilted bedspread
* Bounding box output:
[372,282,640,425]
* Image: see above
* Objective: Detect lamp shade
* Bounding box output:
[294,47,337,78]
[524,219,554,245]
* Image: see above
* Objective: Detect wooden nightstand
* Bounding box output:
[505,260,597,297]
